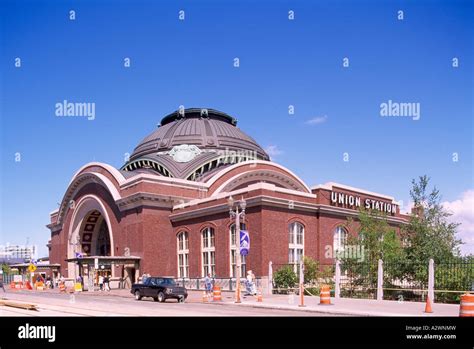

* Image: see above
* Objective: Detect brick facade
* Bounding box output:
[47,161,409,279]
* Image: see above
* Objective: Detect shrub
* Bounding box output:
[303,256,319,284]
[273,266,297,291]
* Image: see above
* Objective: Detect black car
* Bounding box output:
[131,277,187,303]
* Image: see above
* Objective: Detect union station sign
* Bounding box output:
[330,191,398,215]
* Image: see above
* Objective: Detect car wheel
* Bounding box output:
[134,290,142,301]
[178,296,185,303]
[157,291,165,303]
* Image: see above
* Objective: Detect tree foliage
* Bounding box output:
[273,266,297,290]
[1,264,11,275]
[403,175,462,264]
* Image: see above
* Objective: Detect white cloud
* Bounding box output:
[305,115,328,125]
[442,190,474,255]
[399,200,414,214]
[264,145,283,160]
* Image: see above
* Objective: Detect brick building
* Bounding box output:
[47,108,408,286]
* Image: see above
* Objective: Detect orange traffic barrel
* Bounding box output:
[459,293,474,317]
[319,285,331,305]
[213,285,222,301]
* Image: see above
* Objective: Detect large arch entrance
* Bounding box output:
[67,195,114,281]
[65,195,140,290]
[77,210,111,257]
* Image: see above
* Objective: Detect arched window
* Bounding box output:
[230,223,247,278]
[177,232,189,278]
[289,222,304,269]
[334,226,348,253]
[201,227,215,277]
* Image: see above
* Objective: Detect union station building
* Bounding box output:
[47,108,409,286]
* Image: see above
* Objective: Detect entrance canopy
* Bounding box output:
[65,255,141,284]
[65,255,141,265]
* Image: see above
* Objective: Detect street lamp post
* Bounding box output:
[228,195,246,303]
[69,235,81,281]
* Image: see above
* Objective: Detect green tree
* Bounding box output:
[403,175,462,265]
[340,209,404,297]
[1,264,11,275]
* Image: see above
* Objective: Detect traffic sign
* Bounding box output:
[28,264,37,273]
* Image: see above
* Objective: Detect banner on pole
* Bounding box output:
[239,230,250,256]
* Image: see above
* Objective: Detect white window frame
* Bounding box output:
[229,223,247,278]
[289,222,304,271]
[334,226,348,253]
[201,227,215,277]
[177,231,189,278]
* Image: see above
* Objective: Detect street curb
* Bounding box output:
[206,300,362,316]
[200,299,454,317]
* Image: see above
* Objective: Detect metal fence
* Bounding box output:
[271,259,473,303]
[174,277,262,292]
[382,261,427,302]
[339,261,378,299]
[1,274,15,284]
[435,261,473,303]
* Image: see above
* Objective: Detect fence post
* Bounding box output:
[268,261,273,295]
[335,259,341,300]
[377,259,383,301]
[298,260,305,307]
[428,258,435,303]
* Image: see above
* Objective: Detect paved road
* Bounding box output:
[0,291,340,316]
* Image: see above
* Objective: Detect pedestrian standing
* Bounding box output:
[99,274,104,291]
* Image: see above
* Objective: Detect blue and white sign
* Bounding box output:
[75,252,83,259]
[239,230,250,256]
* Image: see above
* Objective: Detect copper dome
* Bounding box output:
[122,108,269,180]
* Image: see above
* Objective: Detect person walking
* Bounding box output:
[204,273,213,299]
[0,278,5,292]
[246,270,256,295]
[104,274,111,291]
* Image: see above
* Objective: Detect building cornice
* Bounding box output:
[169,195,408,224]
[117,192,195,211]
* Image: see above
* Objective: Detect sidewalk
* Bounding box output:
[14,287,460,316]
[217,292,460,317]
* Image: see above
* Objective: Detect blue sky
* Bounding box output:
[1,0,473,256]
